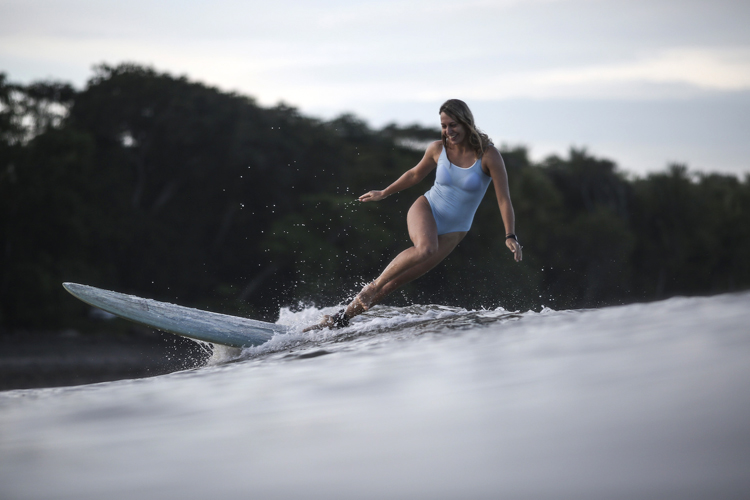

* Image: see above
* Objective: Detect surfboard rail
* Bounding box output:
[63,283,288,348]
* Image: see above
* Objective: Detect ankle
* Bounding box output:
[330,309,350,328]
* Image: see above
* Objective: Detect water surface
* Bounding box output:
[2,293,749,499]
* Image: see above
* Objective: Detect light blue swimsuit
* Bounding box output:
[424,146,493,235]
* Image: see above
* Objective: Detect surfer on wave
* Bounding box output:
[305,99,522,331]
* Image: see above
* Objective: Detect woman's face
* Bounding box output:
[440,112,466,146]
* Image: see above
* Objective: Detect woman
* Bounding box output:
[306,99,522,331]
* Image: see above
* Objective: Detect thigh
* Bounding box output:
[407,196,439,248]
[430,231,467,269]
[378,231,467,295]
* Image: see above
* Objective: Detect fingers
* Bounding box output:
[358,190,382,202]
[507,239,523,262]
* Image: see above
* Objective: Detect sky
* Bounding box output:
[2,0,749,177]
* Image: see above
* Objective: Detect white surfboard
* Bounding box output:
[63,283,289,348]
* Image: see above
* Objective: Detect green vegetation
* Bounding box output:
[2,64,749,330]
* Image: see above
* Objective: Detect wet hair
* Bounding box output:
[439,99,493,156]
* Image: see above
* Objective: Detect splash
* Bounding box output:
[206,302,527,365]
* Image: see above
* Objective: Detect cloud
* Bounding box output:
[460,47,750,100]
[2,0,749,174]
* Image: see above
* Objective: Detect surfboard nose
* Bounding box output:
[61,282,285,348]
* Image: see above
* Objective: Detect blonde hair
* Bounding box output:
[439,99,492,157]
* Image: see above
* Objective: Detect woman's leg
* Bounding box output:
[345,196,465,317]
[304,196,465,331]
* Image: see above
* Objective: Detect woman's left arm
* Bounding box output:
[484,147,523,262]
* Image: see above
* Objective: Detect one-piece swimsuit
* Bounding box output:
[424,145,492,235]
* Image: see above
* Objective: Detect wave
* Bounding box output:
[206,303,559,365]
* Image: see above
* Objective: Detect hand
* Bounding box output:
[506,238,523,262]
[358,190,387,202]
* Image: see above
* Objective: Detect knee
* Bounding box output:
[415,243,438,261]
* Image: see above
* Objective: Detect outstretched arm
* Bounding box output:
[484,147,523,262]
[359,141,441,202]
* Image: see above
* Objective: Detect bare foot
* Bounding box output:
[303,309,349,332]
[302,283,381,332]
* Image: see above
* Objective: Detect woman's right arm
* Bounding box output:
[358,141,441,202]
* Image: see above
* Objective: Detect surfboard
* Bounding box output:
[62,283,290,348]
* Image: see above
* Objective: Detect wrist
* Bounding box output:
[505,233,518,242]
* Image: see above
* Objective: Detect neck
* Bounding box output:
[447,141,473,156]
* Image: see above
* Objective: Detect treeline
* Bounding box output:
[1,64,748,331]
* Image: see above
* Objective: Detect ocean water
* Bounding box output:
[1,292,750,499]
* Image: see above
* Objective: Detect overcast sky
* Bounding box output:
[2,0,749,176]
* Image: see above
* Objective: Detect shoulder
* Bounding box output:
[424,140,444,162]
[426,140,443,155]
[481,145,504,167]
[482,144,501,160]
[481,145,507,176]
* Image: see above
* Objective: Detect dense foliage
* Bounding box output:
[2,65,749,330]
